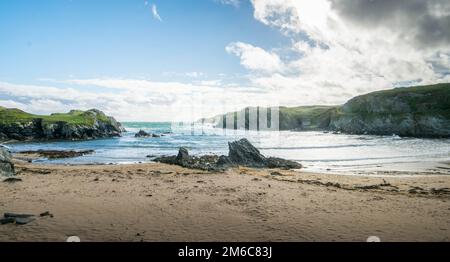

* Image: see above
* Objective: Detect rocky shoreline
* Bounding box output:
[155,138,302,171]
[205,83,450,138]
[0,108,124,142]
[17,150,95,160]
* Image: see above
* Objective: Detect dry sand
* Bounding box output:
[1,159,449,242]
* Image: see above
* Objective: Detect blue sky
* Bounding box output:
[0,0,287,83]
[0,0,449,121]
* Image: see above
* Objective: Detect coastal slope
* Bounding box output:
[330,83,450,137]
[0,108,124,141]
[204,83,450,138]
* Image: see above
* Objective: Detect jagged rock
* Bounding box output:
[228,138,267,167]
[228,139,302,169]
[176,147,190,164]
[0,146,15,177]
[155,139,302,171]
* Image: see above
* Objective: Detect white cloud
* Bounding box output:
[0,100,28,109]
[226,42,284,74]
[151,4,162,22]
[224,0,450,106]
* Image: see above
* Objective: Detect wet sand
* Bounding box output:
[1,159,449,242]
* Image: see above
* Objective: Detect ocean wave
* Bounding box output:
[292,153,450,163]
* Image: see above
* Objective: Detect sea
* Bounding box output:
[6,122,450,176]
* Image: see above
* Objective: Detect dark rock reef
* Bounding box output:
[0,108,125,141]
[18,149,94,159]
[0,146,15,177]
[135,130,160,138]
[154,138,302,171]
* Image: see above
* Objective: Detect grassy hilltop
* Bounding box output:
[0,107,111,126]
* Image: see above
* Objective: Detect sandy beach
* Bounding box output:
[1,156,449,242]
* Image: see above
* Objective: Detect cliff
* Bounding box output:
[0,108,125,141]
[204,83,450,138]
[330,83,450,137]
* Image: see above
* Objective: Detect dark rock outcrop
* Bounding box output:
[154,138,302,171]
[0,146,15,177]
[154,150,222,171]
[18,150,94,159]
[176,147,190,164]
[228,139,266,167]
[0,108,124,141]
[228,139,302,169]
[135,130,161,138]
[135,130,152,138]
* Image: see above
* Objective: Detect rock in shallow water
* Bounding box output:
[135,130,161,138]
[135,130,152,137]
[19,149,95,159]
[154,138,302,171]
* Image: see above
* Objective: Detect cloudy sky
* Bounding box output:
[0,0,449,121]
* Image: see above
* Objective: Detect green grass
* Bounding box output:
[343,83,450,118]
[278,106,337,130]
[0,107,110,126]
[213,105,337,130]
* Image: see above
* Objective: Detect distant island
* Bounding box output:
[0,108,124,141]
[202,83,450,138]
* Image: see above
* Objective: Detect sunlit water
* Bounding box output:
[6,122,450,175]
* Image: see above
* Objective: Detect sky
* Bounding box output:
[0,0,449,121]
